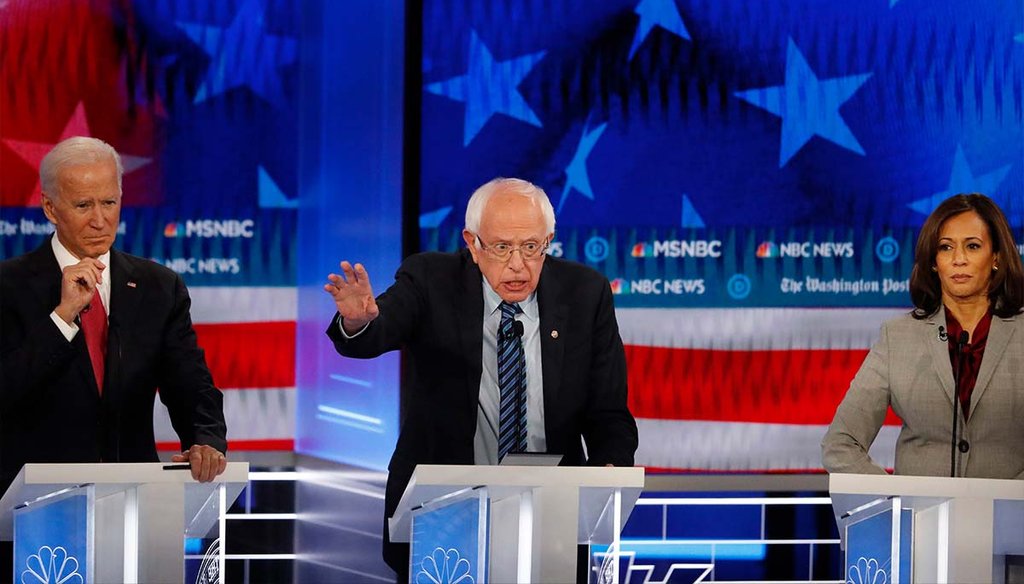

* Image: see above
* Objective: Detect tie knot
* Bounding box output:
[500,301,520,319]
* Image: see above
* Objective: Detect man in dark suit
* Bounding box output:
[0,136,229,498]
[324,177,638,578]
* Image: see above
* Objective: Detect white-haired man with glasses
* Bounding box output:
[324,177,638,579]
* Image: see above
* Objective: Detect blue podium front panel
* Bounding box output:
[13,487,92,584]
[846,503,912,584]
[410,489,489,584]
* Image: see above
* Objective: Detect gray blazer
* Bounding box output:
[822,310,1024,479]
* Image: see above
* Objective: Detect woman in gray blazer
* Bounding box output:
[822,193,1024,479]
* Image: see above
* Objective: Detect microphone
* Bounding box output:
[937,325,948,342]
[501,319,525,341]
[512,319,526,456]
[108,314,123,463]
[950,330,969,477]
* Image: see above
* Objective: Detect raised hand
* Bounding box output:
[324,261,380,334]
[54,258,105,324]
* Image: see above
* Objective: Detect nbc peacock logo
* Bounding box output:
[756,241,777,258]
[163,222,182,237]
[609,278,629,295]
[630,243,650,258]
[22,546,83,584]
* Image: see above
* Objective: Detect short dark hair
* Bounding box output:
[909,193,1023,319]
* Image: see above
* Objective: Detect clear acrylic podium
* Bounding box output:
[389,464,645,583]
[1,462,249,583]
[829,473,1024,583]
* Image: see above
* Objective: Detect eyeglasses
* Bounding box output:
[475,236,549,261]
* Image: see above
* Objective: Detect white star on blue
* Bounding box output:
[425,30,546,146]
[908,145,1012,216]
[680,194,705,228]
[258,166,296,209]
[420,206,453,229]
[178,0,297,106]
[629,0,691,61]
[734,38,872,167]
[558,120,608,214]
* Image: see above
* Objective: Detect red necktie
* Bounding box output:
[80,288,108,394]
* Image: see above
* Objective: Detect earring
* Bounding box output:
[993,265,999,271]
[931,266,937,272]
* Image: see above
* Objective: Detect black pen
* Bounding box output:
[162,463,191,470]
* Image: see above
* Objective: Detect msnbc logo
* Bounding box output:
[163,219,255,238]
[630,240,722,258]
[610,278,629,295]
[756,242,777,258]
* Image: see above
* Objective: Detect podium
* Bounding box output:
[389,464,645,583]
[829,473,1024,583]
[1,462,249,583]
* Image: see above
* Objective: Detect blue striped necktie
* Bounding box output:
[497,301,527,461]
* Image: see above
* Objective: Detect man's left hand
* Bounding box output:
[172,445,228,482]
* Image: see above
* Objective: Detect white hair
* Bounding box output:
[40,136,124,199]
[464,177,556,235]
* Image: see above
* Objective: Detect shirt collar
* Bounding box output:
[482,279,538,321]
[51,233,111,272]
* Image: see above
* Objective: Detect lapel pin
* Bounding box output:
[550,330,559,339]
[127,281,137,288]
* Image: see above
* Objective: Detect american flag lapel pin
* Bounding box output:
[127,281,137,288]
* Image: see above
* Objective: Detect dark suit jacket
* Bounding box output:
[0,242,227,494]
[327,249,638,569]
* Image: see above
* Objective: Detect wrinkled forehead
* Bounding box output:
[55,160,121,197]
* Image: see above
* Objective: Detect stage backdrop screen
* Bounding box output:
[0,0,404,469]
[0,0,302,454]
[417,0,1024,471]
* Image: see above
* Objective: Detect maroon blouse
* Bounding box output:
[943,307,993,417]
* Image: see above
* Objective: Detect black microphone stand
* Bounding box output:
[110,315,123,463]
[950,331,968,478]
[513,320,526,454]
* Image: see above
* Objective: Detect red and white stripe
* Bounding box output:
[155,287,297,452]
[618,308,908,472]
[158,293,909,470]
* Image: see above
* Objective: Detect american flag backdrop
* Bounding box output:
[2,0,1022,471]
[417,0,1024,471]
[0,0,300,453]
